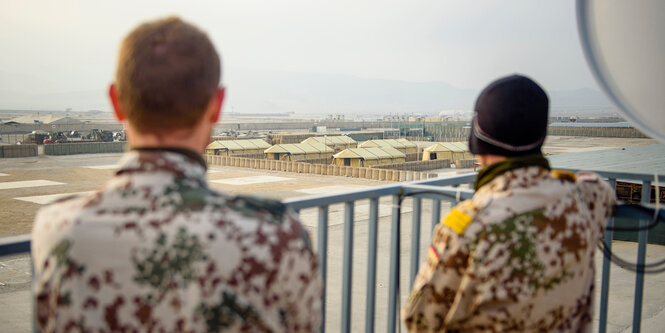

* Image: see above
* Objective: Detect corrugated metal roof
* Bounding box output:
[548,144,665,175]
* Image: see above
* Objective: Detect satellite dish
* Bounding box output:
[577,0,665,143]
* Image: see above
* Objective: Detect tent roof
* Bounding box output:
[439,142,465,152]
[359,139,415,149]
[448,142,469,151]
[333,147,406,160]
[205,140,243,150]
[302,136,356,145]
[206,139,271,151]
[265,143,333,154]
[247,139,271,148]
[423,143,452,152]
[396,138,417,148]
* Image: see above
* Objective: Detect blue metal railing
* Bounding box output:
[1,171,663,332]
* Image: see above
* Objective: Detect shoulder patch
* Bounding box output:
[551,169,576,183]
[442,207,473,235]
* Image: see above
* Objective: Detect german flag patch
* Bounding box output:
[427,245,441,265]
[551,169,576,183]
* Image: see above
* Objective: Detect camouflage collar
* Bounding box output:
[131,147,207,169]
[116,148,207,180]
[474,154,550,191]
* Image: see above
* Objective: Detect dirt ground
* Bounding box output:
[0,153,387,235]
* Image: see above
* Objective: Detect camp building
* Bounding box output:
[264,143,334,161]
[332,147,406,167]
[205,139,271,156]
[300,136,357,151]
[422,142,472,161]
[358,138,417,154]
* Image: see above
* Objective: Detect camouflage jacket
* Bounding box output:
[403,164,615,332]
[32,149,321,332]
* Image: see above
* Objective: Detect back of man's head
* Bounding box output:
[468,74,549,157]
[115,17,221,134]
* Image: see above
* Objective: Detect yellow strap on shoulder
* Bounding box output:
[442,207,473,235]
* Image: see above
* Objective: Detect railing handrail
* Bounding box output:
[283,172,476,210]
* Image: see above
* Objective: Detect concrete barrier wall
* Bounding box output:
[373,159,451,171]
[0,144,38,158]
[455,159,476,169]
[300,157,332,165]
[232,153,265,159]
[43,142,127,156]
[405,152,421,162]
[205,154,437,182]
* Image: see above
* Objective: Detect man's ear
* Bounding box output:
[109,84,126,122]
[209,87,225,123]
[109,83,127,122]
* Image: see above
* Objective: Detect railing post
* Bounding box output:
[341,202,354,332]
[599,178,616,333]
[632,180,651,332]
[387,195,401,333]
[365,198,380,333]
[410,198,422,288]
[317,206,329,333]
[431,199,441,233]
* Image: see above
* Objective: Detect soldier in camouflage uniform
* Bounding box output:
[32,17,321,332]
[403,75,615,332]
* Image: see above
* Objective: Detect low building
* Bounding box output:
[358,138,418,154]
[421,142,472,161]
[264,143,334,161]
[333,147,406,167]
[422,143,454,161]
[301,136,357,151]
[205,139,271,156]
[9,114,82,125]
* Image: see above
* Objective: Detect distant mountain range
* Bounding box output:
[0,69,616,115]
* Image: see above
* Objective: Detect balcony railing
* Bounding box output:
[1,170,663,332]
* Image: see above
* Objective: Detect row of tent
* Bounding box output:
[206,136,417,157]
[205,137,472,166]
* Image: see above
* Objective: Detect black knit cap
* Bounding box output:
[468,74,549,157]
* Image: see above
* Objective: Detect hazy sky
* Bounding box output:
[0,0,598,95]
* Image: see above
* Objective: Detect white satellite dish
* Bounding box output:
[577,0,665,143]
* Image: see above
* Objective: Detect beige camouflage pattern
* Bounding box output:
[32,149,321,332]
[403,166,615,332]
